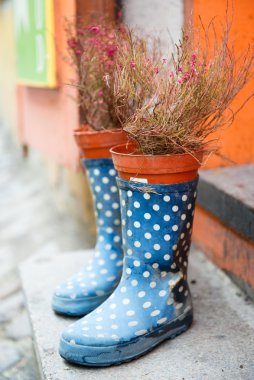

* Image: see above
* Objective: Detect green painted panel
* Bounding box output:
[14,0,56,87]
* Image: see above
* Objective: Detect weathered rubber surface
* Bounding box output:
[59,310,193,367]
[52,293,110,317]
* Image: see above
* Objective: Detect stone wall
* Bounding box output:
[123,0,183,52]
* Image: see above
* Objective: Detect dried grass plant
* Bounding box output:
[65,19,161,132]
[114,19,254,156]
[110,30,162,127]
[65,18,126,130]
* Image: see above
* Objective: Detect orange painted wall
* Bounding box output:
[192,0,254,169]
[193,206,254,291]
[189,1,254,290]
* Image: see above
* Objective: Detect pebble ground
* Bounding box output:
[0,125,92,379]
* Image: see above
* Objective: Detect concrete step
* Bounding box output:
[20,247,254,380]
[198,164,254,242]
[194,164,254,299]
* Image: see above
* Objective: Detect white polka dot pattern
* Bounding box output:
[61,177,197,358]
[52,159,123,316]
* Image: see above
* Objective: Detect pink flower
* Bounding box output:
[183,72,190,81]
[98,90,103,97]
[130,61,136,68]
[67,38,77,49]
[105,61,113,69]
[89,26,101,34]
[178,67,182,72]
[152,125,161,134]
[108,33,115,39]
[178,79,183,84]
[106,46,118,58]
[119,25,127,34]
[154,67,159,74]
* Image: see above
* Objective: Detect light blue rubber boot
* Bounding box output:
[52,159,123,316]
[59,177,198,365]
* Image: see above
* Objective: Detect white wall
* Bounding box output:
[123,0,184,53]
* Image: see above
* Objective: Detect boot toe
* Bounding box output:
[58,278,191,366]
[52,277,111,316]
[52,253,122,316]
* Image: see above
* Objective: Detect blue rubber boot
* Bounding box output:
[52,159,123,316]
[59,177,198,365]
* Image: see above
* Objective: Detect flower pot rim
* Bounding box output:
[110,142,203,184]
[110,142,203,160]
[74,127,124,137]
[73,127,127,159]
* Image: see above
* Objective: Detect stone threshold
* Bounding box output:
[194,164,254,299]
[198,164,254,242]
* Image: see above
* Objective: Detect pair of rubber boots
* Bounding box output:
[52,157,198,366]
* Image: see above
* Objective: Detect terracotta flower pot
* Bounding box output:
[110,142,203,184]
[73,126,128,159]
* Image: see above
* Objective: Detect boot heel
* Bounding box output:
[166,310,193,340]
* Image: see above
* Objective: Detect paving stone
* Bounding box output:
[2,338,40,380]
[20,247,254,380]
[5,311,32,340]
[0,247,15,278]
[0,270,20,300]
[0,340,21,372]
[0,125,92,378]
[0,292,24,323]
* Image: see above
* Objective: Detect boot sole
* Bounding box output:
[52,294,110,317]
[59,309,193,366]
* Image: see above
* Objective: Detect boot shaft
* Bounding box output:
[82,158,122,250]
[117,178,198,279]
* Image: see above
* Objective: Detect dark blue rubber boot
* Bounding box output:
[52,159,123,316]
[59,177,198,365]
